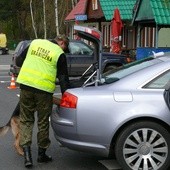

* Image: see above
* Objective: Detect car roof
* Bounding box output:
[14,39,90,55]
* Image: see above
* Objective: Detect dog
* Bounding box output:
[0,96,61,156]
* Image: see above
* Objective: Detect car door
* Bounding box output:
[66,40,94,76]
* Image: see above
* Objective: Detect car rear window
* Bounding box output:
[15,41,31,56]
[14,42,23,53]
[103,57,161,83]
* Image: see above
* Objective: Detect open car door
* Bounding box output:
[70,25,103,88]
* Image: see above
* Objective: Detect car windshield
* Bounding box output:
[102,57,162,84]
[68,41,93,55]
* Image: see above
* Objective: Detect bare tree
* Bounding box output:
[54,0,59,35]
[43,0,47,38]
[71,0,74,8]
[30,0,38,38]
[71,0,78,8]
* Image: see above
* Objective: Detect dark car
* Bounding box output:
[0,47,9,55]
[9,39,129,77]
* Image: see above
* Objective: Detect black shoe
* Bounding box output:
[25,161,33,168]
[37,154,52,163]
[37,148,52,163]
[23,146,33,168]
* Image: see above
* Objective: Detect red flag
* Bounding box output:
[110,8,123,53]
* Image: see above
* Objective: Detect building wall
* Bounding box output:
[87,0,104,19]
[158,28,170,47]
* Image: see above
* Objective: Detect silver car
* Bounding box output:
[51,51,170,170]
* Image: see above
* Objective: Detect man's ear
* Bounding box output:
[61,40,65,46]
[57,40,63,46]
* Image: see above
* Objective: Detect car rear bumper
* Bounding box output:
[51,106,109,157]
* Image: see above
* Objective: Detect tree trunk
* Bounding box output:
[30,0,38,38]
[54,0,59,35]
[43,0,47,39]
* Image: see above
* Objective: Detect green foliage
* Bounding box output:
[0,0,71,45]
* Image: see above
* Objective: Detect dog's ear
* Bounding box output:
[53,96,61,106]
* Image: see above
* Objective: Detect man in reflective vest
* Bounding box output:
[0,32,8,54]
[16,35,70,168]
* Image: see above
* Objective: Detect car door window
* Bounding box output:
[143,70,170,89]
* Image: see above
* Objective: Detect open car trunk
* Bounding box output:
[69,26,102,88]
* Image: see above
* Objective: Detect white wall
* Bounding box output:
[158,28,170,47]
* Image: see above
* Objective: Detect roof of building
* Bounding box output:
[133,0,170,26]
[65,0,170,26]
[99,0,137,20]
[65,0,88,21]
[150,0,170,25]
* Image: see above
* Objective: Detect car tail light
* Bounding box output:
[60,92,78,108]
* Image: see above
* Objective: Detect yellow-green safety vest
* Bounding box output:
[0,33,7,48]
[17,39,64,93]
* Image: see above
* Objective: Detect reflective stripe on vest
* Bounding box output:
[17,39,64,93]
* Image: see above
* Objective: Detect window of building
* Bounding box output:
[141,27,155,47]
[101,23,111,48]
[92,0,98,10]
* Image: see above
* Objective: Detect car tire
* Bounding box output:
[115,121,170,170]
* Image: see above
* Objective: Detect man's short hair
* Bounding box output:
[55,34,69,47]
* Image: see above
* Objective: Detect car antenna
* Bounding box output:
[152,51,164,58]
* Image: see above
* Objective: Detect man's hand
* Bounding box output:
[53,96,61,106]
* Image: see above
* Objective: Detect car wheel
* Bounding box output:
[115,121,170,170]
